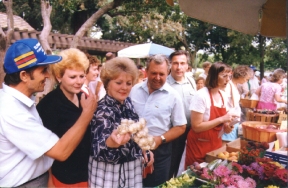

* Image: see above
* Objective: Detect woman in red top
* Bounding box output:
[185,62,239,166]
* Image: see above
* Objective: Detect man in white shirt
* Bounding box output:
[130,54,186,187]
[166,50,197,178]
[0,38,96,187]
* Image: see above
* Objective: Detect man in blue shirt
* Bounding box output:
[130,54,187,187]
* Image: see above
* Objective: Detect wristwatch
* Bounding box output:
[160,135,166,143]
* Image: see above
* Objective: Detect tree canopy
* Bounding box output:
[0,0,286,70]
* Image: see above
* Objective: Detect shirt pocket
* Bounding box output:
[184,89,195,105]
[153,102,172,115]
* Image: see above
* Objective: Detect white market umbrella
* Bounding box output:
[118,42,174,58]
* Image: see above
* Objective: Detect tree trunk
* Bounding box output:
[71,0,123,48]
[39,0,52,55]
[0,0,14,88]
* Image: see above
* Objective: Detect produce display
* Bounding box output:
[117,118,156,150]
[253,124,279,130]
[217,151,239,162]
[253,109,279,114]
[158,173,196,188]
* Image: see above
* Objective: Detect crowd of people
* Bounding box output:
[0,38,287,188]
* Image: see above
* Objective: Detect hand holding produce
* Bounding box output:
[117,118,156,150]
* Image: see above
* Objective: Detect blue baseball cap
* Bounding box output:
[249,65,258,71]
[4,38,62,74]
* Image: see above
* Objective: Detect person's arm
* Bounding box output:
[95,81,103,99]
[274,93,287,103]
[153,125,186,149]
[45,90,97,161]
[190,110,236,133]
[255,86,261,97]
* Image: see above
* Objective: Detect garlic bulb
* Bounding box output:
[139,118,146,126]
[133,135,141,143]
[142,145,150,151]
[150,141,156,150]
[136,129,147,138]
[142,127,148,135]
[121,119,128,124]
[128,119,135,125]
[138,137,148,146]
[147,135,154,145]
[128,124,138,134]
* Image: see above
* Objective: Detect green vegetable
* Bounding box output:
[207,159,222,171]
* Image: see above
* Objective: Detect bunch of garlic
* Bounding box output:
[117,118,156,150]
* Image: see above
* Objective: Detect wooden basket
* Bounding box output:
[240,99,259,108]
[242,121,285,142]
[246,110,279,123]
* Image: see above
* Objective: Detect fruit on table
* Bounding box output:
[217,151,239,162]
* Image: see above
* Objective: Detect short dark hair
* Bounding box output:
[205,62,229,89]
[169,50,190,64]
[4,66,37,86]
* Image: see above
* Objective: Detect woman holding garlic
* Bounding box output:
[88,57,154,188]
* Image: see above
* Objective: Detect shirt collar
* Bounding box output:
[104,94,128,107]
[167,74,189,84]
[2,83,35,107]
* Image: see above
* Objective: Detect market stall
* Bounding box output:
[158,138,287,188]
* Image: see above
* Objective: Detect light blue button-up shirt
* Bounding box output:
[130,80,187,136]
[166,74,197,127]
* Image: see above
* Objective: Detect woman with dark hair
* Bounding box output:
[255,68,287,110]
[185,62,238,166]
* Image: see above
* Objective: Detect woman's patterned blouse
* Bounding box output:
[90,94,142,164]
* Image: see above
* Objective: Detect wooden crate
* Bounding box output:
[240,99,258,108]
[278,112,287,124]
[242,121,285,142]
[246,110,279,123]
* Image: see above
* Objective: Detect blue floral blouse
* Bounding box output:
[90,95,142,164]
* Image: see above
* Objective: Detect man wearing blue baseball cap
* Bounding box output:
[0,38,97,187]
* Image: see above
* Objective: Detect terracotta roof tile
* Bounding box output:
[0,12,35,31]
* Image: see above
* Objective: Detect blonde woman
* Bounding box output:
[37,48,96,187]
[89,57,154,188]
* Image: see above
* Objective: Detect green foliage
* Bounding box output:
[0,0,286,71]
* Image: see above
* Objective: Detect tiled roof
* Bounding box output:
[5,30,135,55]
[0,12,35,31]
